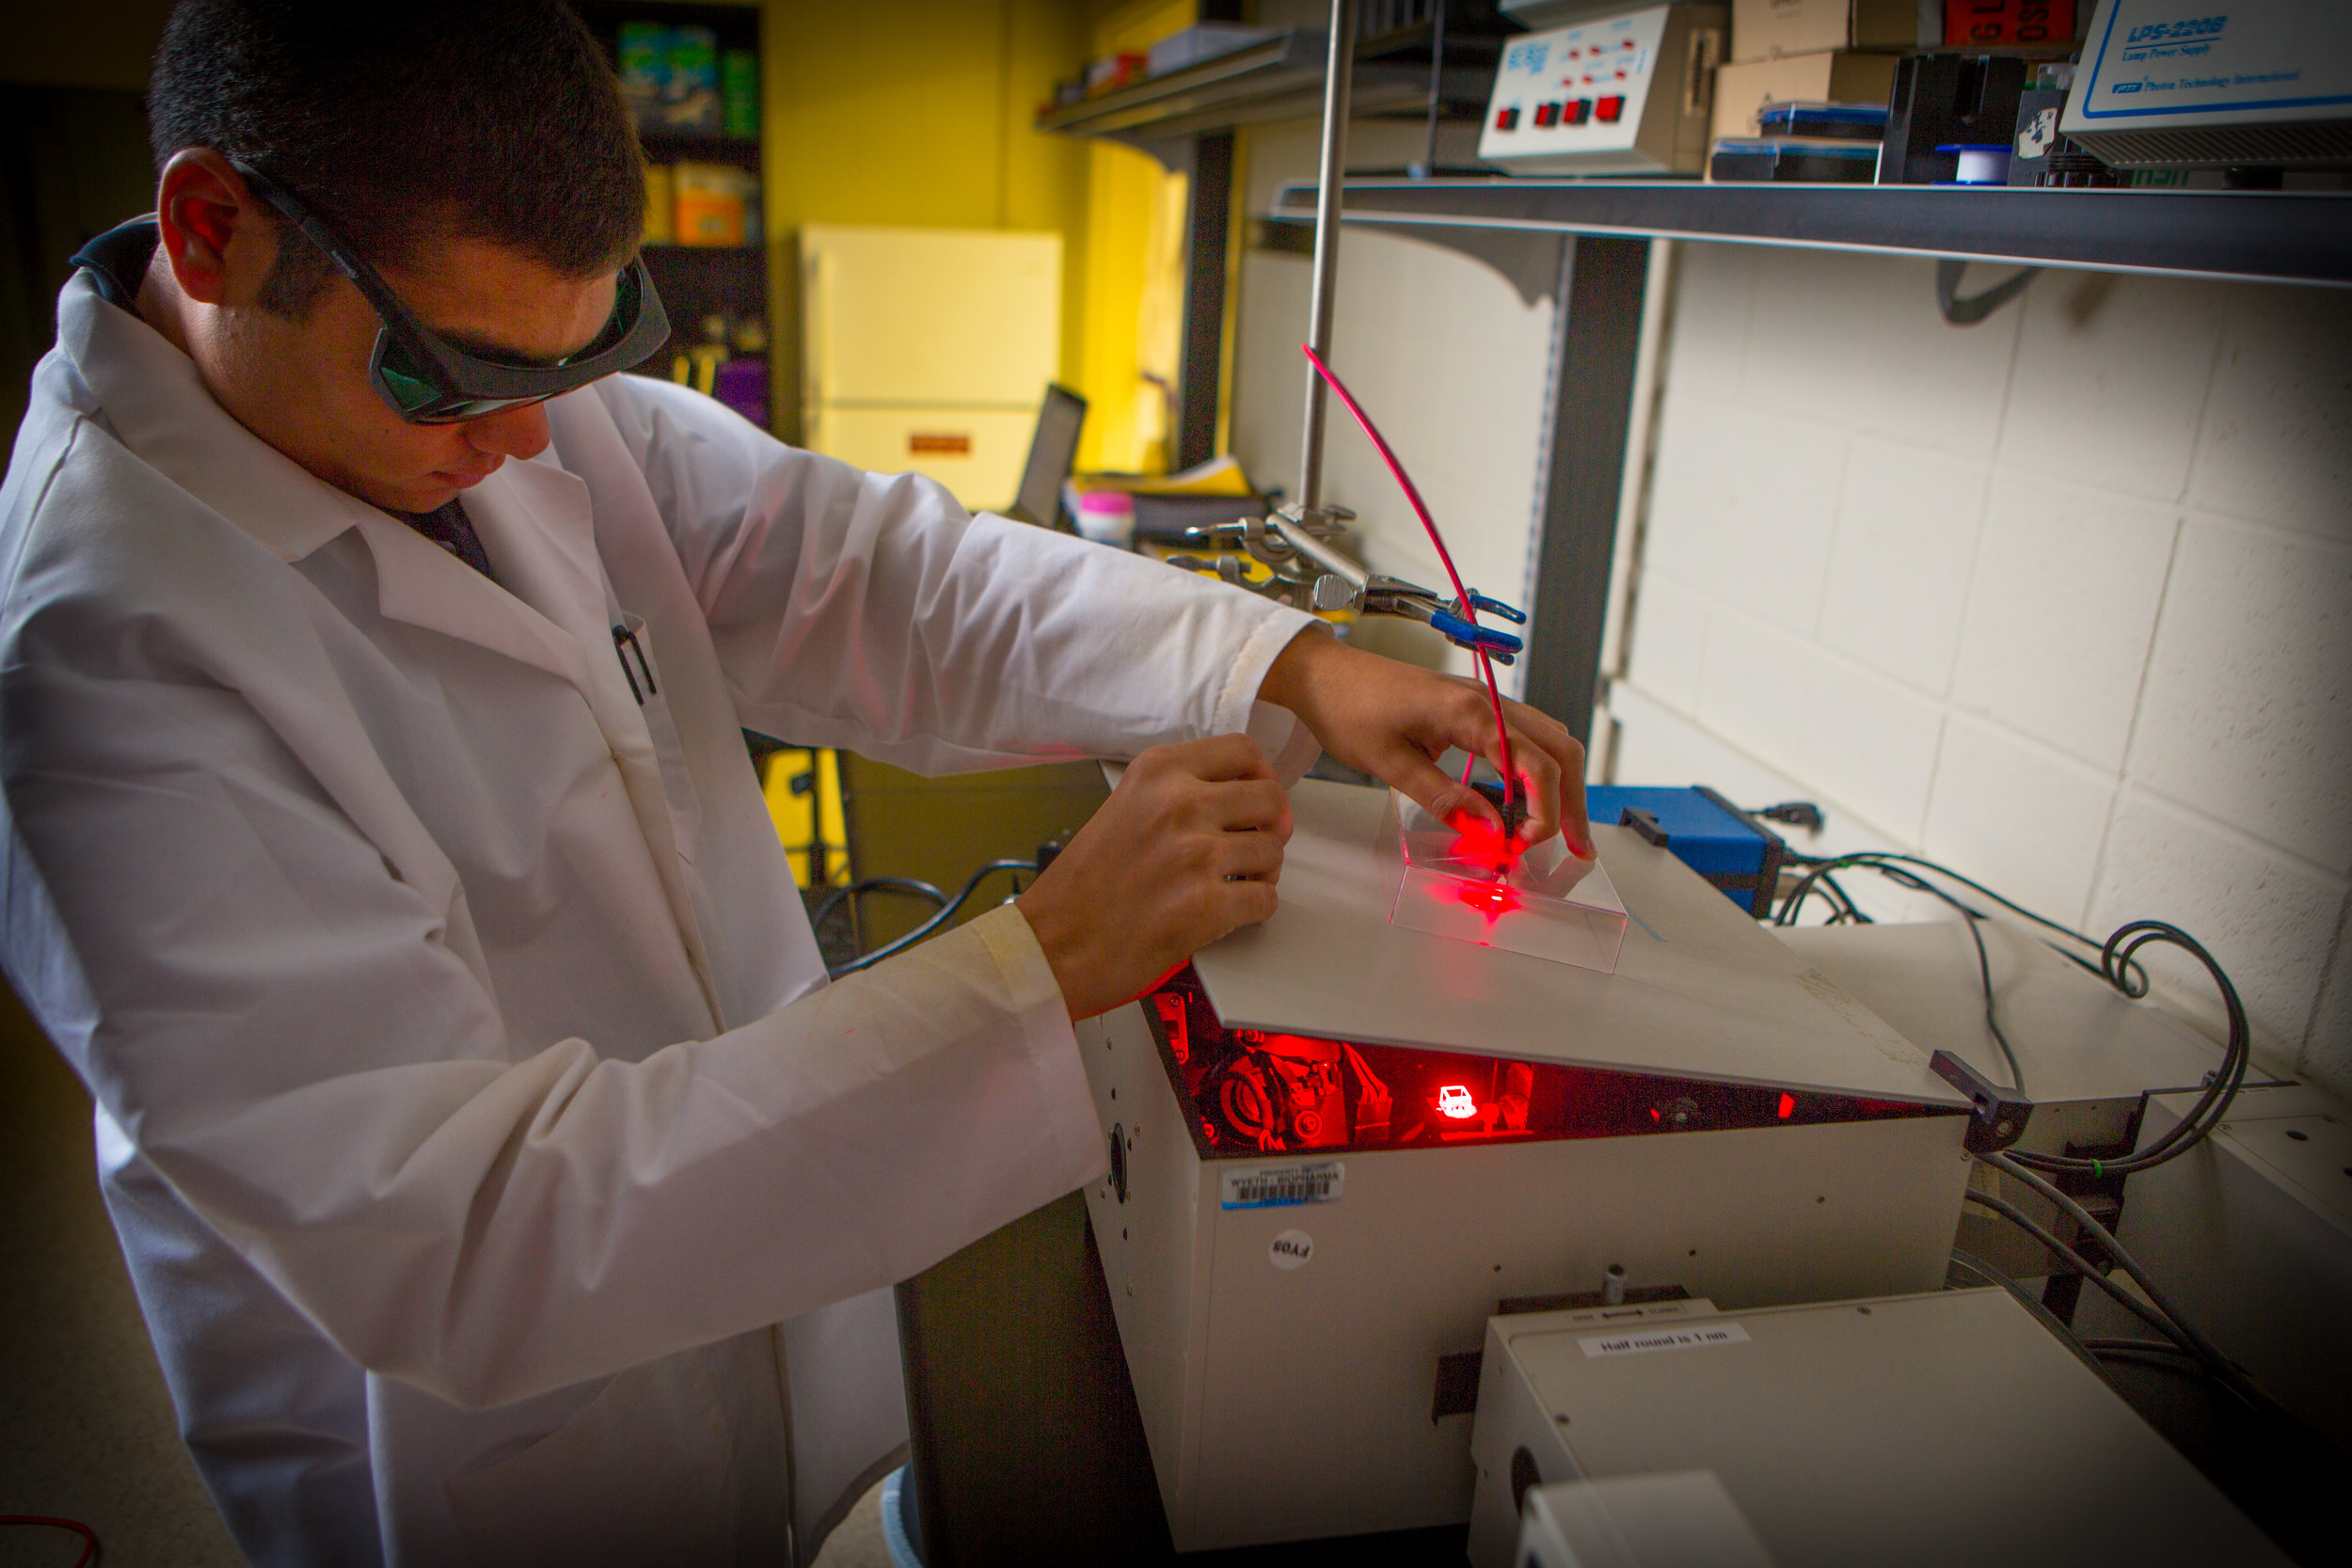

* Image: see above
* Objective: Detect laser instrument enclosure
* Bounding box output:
[1077,780,1971,1553]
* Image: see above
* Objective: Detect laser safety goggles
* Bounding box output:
[233,161,669,424]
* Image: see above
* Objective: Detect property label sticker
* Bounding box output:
[1269,1229,1313,1270]
[1221,1161,1343,1211]
[1579,1323,1751,1358]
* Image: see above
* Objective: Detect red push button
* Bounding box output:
[1494,105,1519,131]
[1534,102,1562,127]
[1565,98,1593,124]
[1596,95,1625,122]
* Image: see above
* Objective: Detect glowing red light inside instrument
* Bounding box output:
[1777,1092,1796,1119]
[1437,1085,1479,1120]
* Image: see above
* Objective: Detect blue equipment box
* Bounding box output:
[1584,785,1787,918]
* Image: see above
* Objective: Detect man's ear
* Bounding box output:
[153,149,277,308]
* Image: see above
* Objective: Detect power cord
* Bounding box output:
[827,859,1038,977]
[1774,857,2254,1180]
[2003,922,2250,1180]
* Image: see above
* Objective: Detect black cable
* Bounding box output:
[828,859,1036,976]
[810,876,947,932]
[1961,1188,2185,1350]
[1850,864,2026,1094]
[2008,922,2251,1180]
[2090,1345,2217,1381]
[1984,1151,2249,1392]
[2082,1337,2198,1358]
[1776,851,2141,990]
[1780,859,2249,1171]
[1945,1249,2109,1379]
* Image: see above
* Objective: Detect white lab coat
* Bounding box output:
[0,268,1318,1567]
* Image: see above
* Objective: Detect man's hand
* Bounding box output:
[1258,630,1593,857]
[1017,736,1291,1021]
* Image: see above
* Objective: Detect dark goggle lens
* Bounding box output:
[373,268,647,423]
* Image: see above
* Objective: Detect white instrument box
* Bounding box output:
[1077,780,1970,1551]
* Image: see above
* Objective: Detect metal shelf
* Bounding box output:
[1035,29,1487,160]
[1268,178,2352,287]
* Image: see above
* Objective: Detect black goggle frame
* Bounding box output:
[232,160,668,424]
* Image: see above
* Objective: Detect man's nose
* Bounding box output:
[464,402,552,462]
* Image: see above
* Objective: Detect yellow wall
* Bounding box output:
[1073,0,1197,474]
[759,0,1199,472]
[760,0,1107,444]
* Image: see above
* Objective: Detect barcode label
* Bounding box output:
[1579,1323,1750,1359]
[1221,1161,1343,1211]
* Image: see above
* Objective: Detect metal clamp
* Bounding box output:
[1931,1049,2033,1153]
[1171,507,1528,660]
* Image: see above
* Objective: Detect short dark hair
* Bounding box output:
[147,0,644,318]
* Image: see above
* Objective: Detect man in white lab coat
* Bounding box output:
[0,3,1587,1564]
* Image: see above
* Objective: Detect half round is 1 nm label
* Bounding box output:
[1221,1161,1343,1210]
[1579,1323,1750,1358]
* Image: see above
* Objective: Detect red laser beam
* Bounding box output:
[1300,344,1520,834]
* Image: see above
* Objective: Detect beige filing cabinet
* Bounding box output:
[799,224,1061,510]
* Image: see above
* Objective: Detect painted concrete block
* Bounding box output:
[1738,248,2018,459]
[1803,653,1946,843]
[1923,714,2119,929]
[2299,901,2352,1103]
[1716,410,1847,637]
[2188,285,2352,545]
[1952,473,2176,772]
[2130,517,2352,875]
[2089,789,2349,1071]
[1625,572,1709,715]
[1819,437,1990,698]
[1665,241,1756,404]
[1695,605,1814,777]
[1643,391,1743,591]
[2000,270,2225,502]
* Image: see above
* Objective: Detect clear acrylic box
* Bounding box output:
[1379,791,1627,974]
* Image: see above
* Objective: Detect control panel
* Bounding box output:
[1480,4,1725,176]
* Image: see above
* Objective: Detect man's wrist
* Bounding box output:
[1255,624,1345,719]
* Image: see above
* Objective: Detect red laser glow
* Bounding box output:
[1777,1091,1796,1119]
[1437,1085,1479,1119]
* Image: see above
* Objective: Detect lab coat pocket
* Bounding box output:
[615,610,704,864]
[443,1349,739,1567]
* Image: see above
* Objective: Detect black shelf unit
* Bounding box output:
[569,1,769,421]
[1035,27,1492,160]
[1267,178,2352,287]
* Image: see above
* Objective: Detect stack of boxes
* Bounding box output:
[1709,0,1934,160]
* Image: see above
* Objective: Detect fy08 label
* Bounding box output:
[1221,1161,1343,1211]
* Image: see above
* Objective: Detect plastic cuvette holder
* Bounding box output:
[1380,791,1627,974]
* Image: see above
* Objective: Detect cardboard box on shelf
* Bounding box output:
[1711,50,1901,140]
[1731,0,1940,63]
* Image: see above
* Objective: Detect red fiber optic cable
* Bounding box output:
[1300,344,1519,824]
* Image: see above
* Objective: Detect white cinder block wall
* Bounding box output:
[1232,119,1555,684]
[1612,243,2352,1096]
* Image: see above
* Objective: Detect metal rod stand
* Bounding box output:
[1296,0,1358,513]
